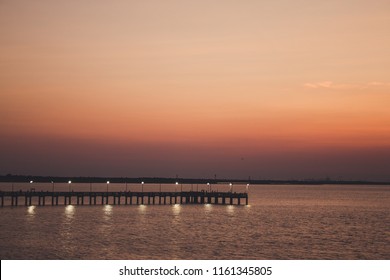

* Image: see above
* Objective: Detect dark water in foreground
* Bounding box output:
[0,184,389,259]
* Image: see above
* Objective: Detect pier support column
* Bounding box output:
[238,198,240,205]
[42,196,45,206]
[1,195,3,207]
[56,196,59,206]
[25,196,28,206]
[246,196,248,205]
[38,196,41,206]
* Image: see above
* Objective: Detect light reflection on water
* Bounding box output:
[103,205,113,215]
[27,205,35,215]
[0,185,389,259]
[26,206,36,223]
[172,204,181,214]
[138,204,147,213]
[64,205,75,219]
[226,205,235,214]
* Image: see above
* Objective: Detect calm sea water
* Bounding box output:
[0,183,389,259]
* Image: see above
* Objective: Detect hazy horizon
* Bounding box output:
[1,0,390,181]
[1,173,390,183]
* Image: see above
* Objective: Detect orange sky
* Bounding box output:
[1,0,390,180]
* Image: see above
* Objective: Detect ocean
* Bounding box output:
[0,183,389,259]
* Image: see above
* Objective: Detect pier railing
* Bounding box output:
[0,191,248,206]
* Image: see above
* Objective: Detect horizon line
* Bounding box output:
[1,174,389,185]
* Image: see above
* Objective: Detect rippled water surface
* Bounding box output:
[0,184,389,259]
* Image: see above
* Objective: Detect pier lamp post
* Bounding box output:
[229,183,233,193]
[106,181,110,192]
[68,181,72,192]
[207,182,210,192]
[181,183,183,192]
[246,183,250,193]
[175,182,178,192]
[51,181,54,192]
[29,181,33,192]
[125,182,128,192]
[159,183,162,192]
[141,181,144,193]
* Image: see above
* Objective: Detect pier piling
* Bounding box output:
[0,191,248,207]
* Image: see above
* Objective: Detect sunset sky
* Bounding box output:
[1,0,390,180]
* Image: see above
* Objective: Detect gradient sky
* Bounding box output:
[1,0,390,180]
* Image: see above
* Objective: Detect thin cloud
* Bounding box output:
[304,81,334,89]
[367,82,390,87]
[304,81,390,90]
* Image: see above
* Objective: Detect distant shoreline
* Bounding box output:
[1,174,389,185]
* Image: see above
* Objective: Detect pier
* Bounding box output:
[0,191,248,207]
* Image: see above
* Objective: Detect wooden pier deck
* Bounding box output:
[0,191,248,207]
